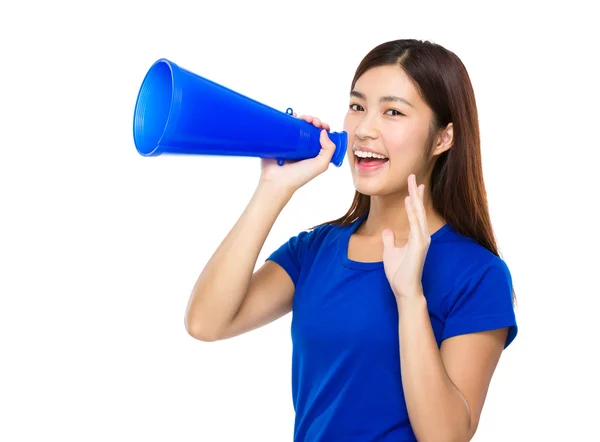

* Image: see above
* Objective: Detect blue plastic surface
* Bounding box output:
[132,59,347,167]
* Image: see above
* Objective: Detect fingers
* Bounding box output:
[407,174,430,241]
[304,129,336,173]
[405,193,420,240]
[417,184,429,236]
[309,117,331,131]
[295,114,331,131]
[291,113,335,171]
[317,130,336,159]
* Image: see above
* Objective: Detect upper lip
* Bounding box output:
[353,146,388,157]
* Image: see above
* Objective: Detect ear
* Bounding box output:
[433,122,453,156]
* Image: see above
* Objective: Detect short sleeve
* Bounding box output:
[441,258,518,348]
[265,229,314,286]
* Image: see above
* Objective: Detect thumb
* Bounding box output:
[317,130,336,161]
[381,229,396,249]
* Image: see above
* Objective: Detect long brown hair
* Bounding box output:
[317,39,515,300]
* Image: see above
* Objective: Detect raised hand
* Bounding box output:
[381,174,431,299]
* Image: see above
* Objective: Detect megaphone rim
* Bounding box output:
[133,58,182,156]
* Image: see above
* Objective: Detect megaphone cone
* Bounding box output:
[132,59,347,167]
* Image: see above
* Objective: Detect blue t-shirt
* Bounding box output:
[267,215,518,441]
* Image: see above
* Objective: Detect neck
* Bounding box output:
[358,189,445,241]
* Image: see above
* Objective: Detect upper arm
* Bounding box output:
[438,257,518,435]
[216,260,295,340]
[216,226,323,340]
[440,327,509,436]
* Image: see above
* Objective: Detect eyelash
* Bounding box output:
[349,103,404,116]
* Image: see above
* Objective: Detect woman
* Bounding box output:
[185,39,518,442]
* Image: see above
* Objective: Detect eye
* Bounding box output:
[385,109,404,116]
[349,103,364,111]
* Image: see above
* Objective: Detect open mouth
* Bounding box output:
[354,150,389,166]
[355,156,389,165]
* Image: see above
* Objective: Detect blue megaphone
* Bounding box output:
[132,58,347,166]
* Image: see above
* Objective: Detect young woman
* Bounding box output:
[185,39,518,442]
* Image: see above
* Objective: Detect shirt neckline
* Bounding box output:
[341,214,452,271]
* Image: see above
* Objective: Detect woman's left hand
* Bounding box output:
[382,174,431,299]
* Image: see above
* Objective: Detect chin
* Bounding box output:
[352,177,388,197]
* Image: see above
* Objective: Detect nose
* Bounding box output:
[354,112,378,141]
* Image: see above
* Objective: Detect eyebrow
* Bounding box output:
[350,90,414,108]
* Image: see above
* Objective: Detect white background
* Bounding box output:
[1,0,598,440]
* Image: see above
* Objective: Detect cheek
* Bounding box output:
[384,124,428,161]
[383,132,410,159]
[384,138,427,179]
[343,115,357,159]
[343,115,355,140]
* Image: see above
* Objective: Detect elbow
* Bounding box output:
[419,432,471,442]
[184,317,221,342]
[415,418,474,442]
[439,421,475,442]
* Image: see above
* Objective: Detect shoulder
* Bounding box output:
[433,224,511,282]
[288,221,348,253]
[266,220,350,285]
[268,220,349,263]
[432,227,518,347]
[435,228,517,344]
[430,225,516,314]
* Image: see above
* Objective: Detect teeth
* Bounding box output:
[354,150,388,160]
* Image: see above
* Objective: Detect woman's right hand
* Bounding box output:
[259,114,337,196]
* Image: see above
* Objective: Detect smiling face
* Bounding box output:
[343,64,438,197]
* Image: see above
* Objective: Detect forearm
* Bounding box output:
[184,180,292,339]
[397,295,472,442]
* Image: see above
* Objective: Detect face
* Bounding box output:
[343,65,436,197]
